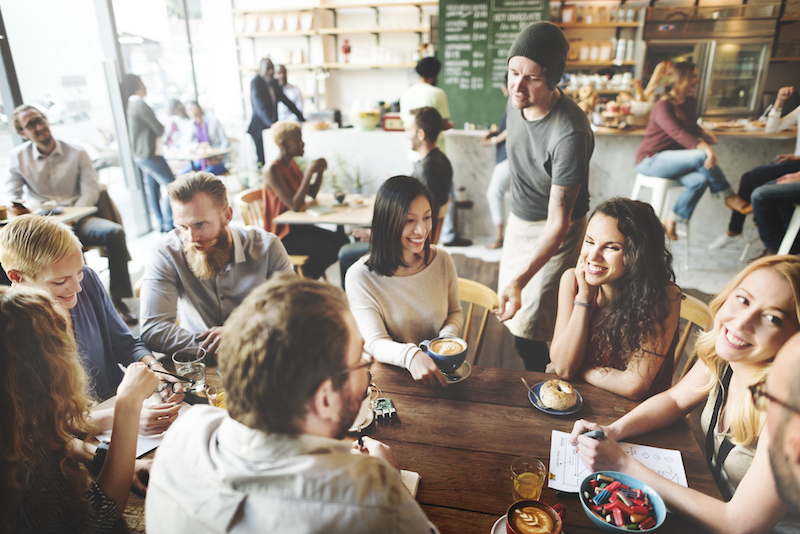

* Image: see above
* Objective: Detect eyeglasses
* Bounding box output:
[22,116,46,130]
[749,381,800,415]
[339,353,374,376]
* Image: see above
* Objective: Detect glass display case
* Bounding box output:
[700,40,771,117]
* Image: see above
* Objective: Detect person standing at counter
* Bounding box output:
[634,61,751,241]
[276,65,304,123]
[482,75,510,249]
[495,21,594,373]
[709,86,800,250]
[247,57,304,167]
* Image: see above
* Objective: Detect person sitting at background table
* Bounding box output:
[0,215,183,435]
[635,61,751,241]
[263,120,348,279]
[0,286,159,533]
[181,101,229,176]
[346,176,463,388]
[122,73,175,233]
[571,255,800,533]
[550,197,681,400]
[140,172,294,359]
[146,274,439,533]
[709,86,800,251]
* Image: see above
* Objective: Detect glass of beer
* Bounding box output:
[511,457,546,502]
[205,385,227,409]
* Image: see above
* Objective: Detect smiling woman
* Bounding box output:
[345,176,464,388]
[550,197,681,400]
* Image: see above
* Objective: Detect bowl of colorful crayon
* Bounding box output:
[579,471,666,532]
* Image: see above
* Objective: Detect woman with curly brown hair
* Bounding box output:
[0,286,158,534]
[550,197,682,400]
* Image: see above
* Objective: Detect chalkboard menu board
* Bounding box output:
[438,0,550,127]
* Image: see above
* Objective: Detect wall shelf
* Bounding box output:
[567,60,635,66]
[317,26,429,34]
[233,1,437,15]
[770,56,800,61]
[558,22,639,29]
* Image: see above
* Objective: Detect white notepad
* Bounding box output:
[548,429,688,493]
[401,470,421,497]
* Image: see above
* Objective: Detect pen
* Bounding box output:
[357,429,364,450]
[117,362,195,384]
[583,430,605,439]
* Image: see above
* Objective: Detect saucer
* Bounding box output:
[528,382,583,415]
[491,515,507,534]
[348,394,375,433]
[443,360,471,384]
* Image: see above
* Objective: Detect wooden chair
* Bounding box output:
[233,187,309,277]
[676,294,713,381]
[458,278,500,366]
[432,199,451,245]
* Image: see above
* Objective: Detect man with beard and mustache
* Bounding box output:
[765,333,800,516]
[139,172,293,359]
[146,274,437,533]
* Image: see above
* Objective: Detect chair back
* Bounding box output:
[458,278,500,366]
[234,188,264,227]
[432,199,450,245]
[676,294,713,381]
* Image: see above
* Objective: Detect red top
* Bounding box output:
[263,159,303,239]
[635,97,703,164]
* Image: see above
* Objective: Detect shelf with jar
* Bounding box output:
[552,2,642,25]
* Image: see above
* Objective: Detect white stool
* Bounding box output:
[778,204,800,255]
[631,173,690,270]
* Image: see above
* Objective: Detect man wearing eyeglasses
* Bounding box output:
[5,105,137,324]
[146,274,438,533]
[764,332,800,513]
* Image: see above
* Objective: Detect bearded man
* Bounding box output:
[139,172,293,358]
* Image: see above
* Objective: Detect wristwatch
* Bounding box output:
[93,440,110,473]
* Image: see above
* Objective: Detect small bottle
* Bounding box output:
[616,39,626,62]
[586,7,595,23]
[626,6,635,22]
[625,39,636,62]
[577,5,584,22]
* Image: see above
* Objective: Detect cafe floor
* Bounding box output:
[93,166,765,370]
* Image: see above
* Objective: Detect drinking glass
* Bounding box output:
[172,347,207,393]
[205,385,227,409]
[511,457,546,501]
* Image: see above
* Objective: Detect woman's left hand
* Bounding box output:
[575,257,597,302]
[573,420,630,473]
[132,459,152,494]
[409,351,448,387]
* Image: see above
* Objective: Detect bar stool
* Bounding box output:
[778,204,800,255]
[631,173,690,270]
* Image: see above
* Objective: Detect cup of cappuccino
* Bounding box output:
[419,336,468,375]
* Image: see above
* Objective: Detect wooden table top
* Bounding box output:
[272,193,374,226]
[111,364,719,533]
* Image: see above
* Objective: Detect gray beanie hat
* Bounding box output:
[507,21,569,88]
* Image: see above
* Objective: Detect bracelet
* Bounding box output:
[147,359,159,369]
[573,300,591,308]
[93,440,110,473]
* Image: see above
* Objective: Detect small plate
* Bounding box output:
[491,515,507,534]
[443,360,472,384]
[528,382,583,415]
[348,394,375,433]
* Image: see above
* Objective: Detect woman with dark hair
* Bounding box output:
[345,176,463,387]
[122,73,175,232]
[0,285,159,533]
[550,197,682,399]
[635,61,750,240]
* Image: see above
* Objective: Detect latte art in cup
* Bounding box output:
[429,338,465,355]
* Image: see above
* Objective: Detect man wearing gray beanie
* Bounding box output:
[495,21,594,372]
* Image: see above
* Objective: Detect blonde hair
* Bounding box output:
[271,120,301,146]
[695,255,800,446]
[0,286,98,531]
[167,171,229,208]
[11,104,44,135]
[0,215,82,279]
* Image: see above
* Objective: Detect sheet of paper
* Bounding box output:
[401,469,421,497]
[96,404,193,459]
[548,429,688,493]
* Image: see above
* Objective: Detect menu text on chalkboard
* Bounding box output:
[438,0,550,126]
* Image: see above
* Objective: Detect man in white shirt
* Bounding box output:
[399,57,454,132]
[5,105,136,323]
[146,274,438,534]
[276,64,304,122]
[139,172,294,358]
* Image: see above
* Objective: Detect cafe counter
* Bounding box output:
[280,126,795,246]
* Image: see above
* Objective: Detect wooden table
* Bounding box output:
[111,364,719,533]
[272,193,374,227]
[366,364,720,534]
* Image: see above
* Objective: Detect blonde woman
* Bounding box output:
[571,255,800,533]
[0,286,158,533]
[0,215,183,435]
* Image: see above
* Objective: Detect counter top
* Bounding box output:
[442,126,797,139]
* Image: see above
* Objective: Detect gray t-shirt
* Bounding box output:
[412,147,452,209]
[507,91,593,222]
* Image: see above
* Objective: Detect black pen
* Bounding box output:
[583,430,605,439]
[357,429,364,450]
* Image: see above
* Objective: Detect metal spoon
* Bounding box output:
[520,377,544,408]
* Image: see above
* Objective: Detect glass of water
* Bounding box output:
[172,347,207,393]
